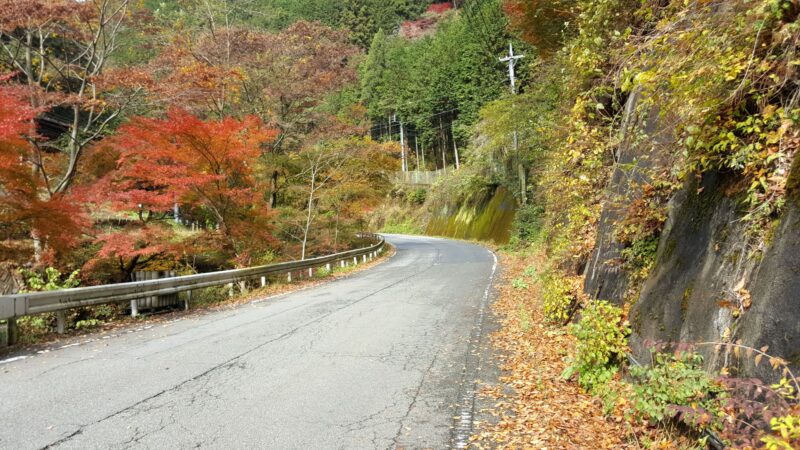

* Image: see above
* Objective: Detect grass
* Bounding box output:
[381,219,424,235]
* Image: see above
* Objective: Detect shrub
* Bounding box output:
[563,300,630,392]
[762,414,800,449]
[511,204,545,244]
[512,278,529,290]
[406,188,427,205]
[541,271,573,324]
[629,353,725,430]
[523,265,537,278]
[19,267,80,292]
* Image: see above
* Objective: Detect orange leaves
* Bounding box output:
[472,252,633,449]
[0,0,95,34]
[0,82,87,259]
[91,108,275,215]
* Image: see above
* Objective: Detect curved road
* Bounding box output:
[0,235,498,450]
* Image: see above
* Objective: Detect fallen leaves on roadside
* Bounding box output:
[470,251,634,449]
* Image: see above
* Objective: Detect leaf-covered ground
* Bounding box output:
[471,252,633,449]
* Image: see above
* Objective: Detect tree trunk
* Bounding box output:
[269,170,279,208]
[334,208,340,248]
[301,174,316,261]
[440,117,447,171]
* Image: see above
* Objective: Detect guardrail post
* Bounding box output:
[362,254,367,263]
[131,299,139,318]
[185,290,192,311]
[340,260,345,268]
[56,311,66,334]
[260,276,267,288]
[308,268,313,278]
[287,271,292,282]
[353,257,357,265]
[326,263,331,271]
[227,283,234,297]
[7,318,17,346]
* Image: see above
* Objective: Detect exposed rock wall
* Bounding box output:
[584,89,676,303]
[583,91,800,380]
[426,186,517,244]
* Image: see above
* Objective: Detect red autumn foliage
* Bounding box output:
[86,109,279,270]
[94,109,272,214]
[502,0,574,55]
[400,3,454,39]
[0,79,86,264]
[427,3,454,14]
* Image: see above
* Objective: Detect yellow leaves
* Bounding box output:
[770,356,789,370]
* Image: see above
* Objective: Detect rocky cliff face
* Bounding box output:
[426,186,517,244]
[583,91,800,380]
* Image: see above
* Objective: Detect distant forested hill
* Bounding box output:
[143,0,432,47]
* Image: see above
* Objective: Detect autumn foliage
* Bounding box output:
[86,109,278,272]
[0,81,85,264]
[502,0,574,55]
[0,2,395,286]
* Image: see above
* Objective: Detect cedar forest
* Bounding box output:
[2,0,800,447]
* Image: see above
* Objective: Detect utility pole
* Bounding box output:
[421,141,426,170]
[452,124,460,169]
[500,42,526,204]
[500,43,523,95]
[400,120,407,172]
[394,114,407,172]
[414,134,420,172]
[439,117,447,172]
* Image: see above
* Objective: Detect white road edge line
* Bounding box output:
[452,248,499,449]
[0,355,28,365]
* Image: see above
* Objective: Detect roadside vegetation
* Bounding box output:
[475,242,800,448]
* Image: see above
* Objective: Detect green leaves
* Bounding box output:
[19,267,81,293]
[629,352,725,432]
[566,300,630,392]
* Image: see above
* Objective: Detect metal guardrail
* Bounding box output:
[0,234,385,323]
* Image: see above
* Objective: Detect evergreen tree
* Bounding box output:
[360,29,391,119]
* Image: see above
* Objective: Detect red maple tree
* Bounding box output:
[0,79,86,265]
[86,109,279,273]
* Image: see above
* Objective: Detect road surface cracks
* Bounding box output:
[0,236,499,450]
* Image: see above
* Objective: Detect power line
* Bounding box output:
[368,107,461,134]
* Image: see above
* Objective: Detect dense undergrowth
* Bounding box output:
[474,245,800,448]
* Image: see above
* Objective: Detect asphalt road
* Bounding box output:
[0,235,498,450]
